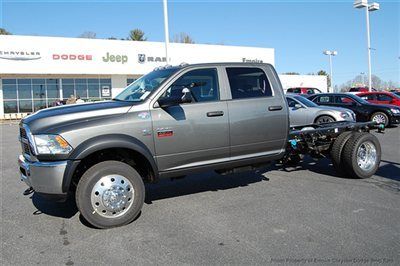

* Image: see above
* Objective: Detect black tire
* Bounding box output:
[330,131,355,176]
[342,132,381,179]
[76,161,145,229]
[370,112,389,127]
[315,115,335,124]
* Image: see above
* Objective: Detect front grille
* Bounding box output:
[23,142,31,154]
[20,127,27,139]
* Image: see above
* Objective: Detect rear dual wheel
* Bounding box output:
[330,132,381,179]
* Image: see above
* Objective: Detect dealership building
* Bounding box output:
[0,35,327,118]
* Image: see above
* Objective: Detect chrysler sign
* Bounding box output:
[0,50,41,60]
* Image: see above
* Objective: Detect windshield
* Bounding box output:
[294,95,318,107]
[114,68,178,102]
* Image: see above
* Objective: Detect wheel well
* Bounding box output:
[314,114,335,123]
[70,148,155,191]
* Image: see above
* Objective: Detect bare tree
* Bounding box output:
[173,32,195,44]
[128,29,147,41]
[78,31,97,39]
[0,28,12,35]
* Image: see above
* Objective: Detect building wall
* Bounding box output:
[279,74,328,93]
[0,35,275,75]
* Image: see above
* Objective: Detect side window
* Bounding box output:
[336,96,355,104]
[161,68,219,103]
[317,96,332,103]
[226,67,273,99]
[377,94,392,101]
[286,97,296,108]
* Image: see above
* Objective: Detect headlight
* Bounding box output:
[390,108,400,114]
[33,135,73,155]
[340,112,349,118]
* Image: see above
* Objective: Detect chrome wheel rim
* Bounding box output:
[372,114,386,124]
[317,116,334,123]
[91,175,134,218]
[356,141,377,172]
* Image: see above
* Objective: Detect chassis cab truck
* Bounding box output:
[18,63,382,228]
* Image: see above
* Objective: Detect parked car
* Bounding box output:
[348,87,377,94]
[18,63,383,228]
[356,91,400,107]
[286,94,355,126]
[308,93,400,126]
[286,87,322,95]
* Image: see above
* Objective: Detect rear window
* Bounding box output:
[226,67,273,99]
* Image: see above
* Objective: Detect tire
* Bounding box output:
[330,131,354,176]
[315,115,335,124]
[76,161,145,229]
[371,112,389,127]
[342,132,381,179]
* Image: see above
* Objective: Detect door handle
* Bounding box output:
[268,106,283,111]
[207,111,224,117]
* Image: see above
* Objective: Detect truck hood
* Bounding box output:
[22,100,135,134]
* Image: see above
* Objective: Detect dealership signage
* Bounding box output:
[52,54,92,61]
[102,52,128,64]
[138,54,167,64]
[0,50,41,60]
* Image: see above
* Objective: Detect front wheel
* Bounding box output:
[315,115,335,124]
[371,112,389,127]
[342,132,381,179]
[76,161,145,229]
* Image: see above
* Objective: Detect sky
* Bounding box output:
[0,0,399,86]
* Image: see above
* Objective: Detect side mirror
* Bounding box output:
[294,103,303,109]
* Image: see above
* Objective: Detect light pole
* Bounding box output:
[354,0,380,92]
[323,50,337,93]
[360,72,365,86]
[163,0,170,64]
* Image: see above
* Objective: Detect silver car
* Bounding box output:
[286,94,355,126]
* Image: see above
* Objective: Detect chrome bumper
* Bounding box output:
[18,155,68,195]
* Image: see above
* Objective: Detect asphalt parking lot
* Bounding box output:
[1,123,399,265]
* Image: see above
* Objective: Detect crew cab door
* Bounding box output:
[151,68,229,172]
[224,66,288,159]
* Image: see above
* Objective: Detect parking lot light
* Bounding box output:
[323,50,337,93]
[354,0,380,92]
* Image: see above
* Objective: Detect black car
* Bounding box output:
[308,93,400,126]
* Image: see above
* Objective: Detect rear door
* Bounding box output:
[151,67,229,172]
[224,66,288,159]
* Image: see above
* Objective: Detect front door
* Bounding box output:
[151,68,229,172]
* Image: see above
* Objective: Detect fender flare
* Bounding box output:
[62,134,158,192]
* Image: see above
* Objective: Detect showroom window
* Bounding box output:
[127,78,137,86]
[2,78,112,113]
[61,78,111,101]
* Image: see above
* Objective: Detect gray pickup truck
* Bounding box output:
[18,63,383,228]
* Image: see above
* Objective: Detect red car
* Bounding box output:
[356,91,400,107]
[286,87,322,95]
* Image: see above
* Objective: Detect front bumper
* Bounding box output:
[390,114,400,124]
[18,155,68,195]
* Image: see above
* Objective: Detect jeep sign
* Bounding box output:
[103,52,128,64]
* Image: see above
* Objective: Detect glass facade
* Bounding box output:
[2,78,112,113]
